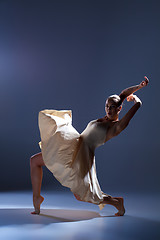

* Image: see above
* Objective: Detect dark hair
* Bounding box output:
[105,94,122,108]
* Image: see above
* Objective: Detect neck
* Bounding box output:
[105,115,119,121]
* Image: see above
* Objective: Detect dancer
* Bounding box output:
[30,76,149,216]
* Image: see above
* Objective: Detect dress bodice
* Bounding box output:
[81,120,107,149]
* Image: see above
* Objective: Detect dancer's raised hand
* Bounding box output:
[140,76,149,87]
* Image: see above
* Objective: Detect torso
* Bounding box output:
[80,117,119,149]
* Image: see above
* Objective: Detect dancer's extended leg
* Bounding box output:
[102,196,125,216]
[74,193,125,216]
[30,152,45,214]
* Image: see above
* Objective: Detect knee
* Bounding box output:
[30,155,35,167]
[30,154,38,167]
[30,152,44,167]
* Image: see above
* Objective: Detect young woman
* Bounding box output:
[30,76,149,216]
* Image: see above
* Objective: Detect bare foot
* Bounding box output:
[114,197,125,216]
[31,195,44,215]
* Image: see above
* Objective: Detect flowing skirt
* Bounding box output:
[38,109,109,209]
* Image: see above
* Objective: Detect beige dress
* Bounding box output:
[38,109,110,210]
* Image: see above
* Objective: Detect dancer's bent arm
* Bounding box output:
[116,94,142,133]
[119,76,149,103]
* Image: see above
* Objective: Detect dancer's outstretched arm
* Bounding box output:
[119,76,149,104]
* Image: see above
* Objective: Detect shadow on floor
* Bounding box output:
[40,208,103,222]
[0,208,107,225]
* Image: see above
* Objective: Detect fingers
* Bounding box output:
[144,76,149,85]
[127,94,134,101]
[140,77,149,87]
[127,96,130,101]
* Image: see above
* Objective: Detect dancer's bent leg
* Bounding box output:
[30,152,45,214]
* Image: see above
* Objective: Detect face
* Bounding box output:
[105,99,121,120]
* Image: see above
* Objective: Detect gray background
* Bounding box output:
[0,0,159,194]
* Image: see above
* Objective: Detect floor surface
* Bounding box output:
[0,191,160,240]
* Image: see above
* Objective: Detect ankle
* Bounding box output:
[33,195,41,199]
